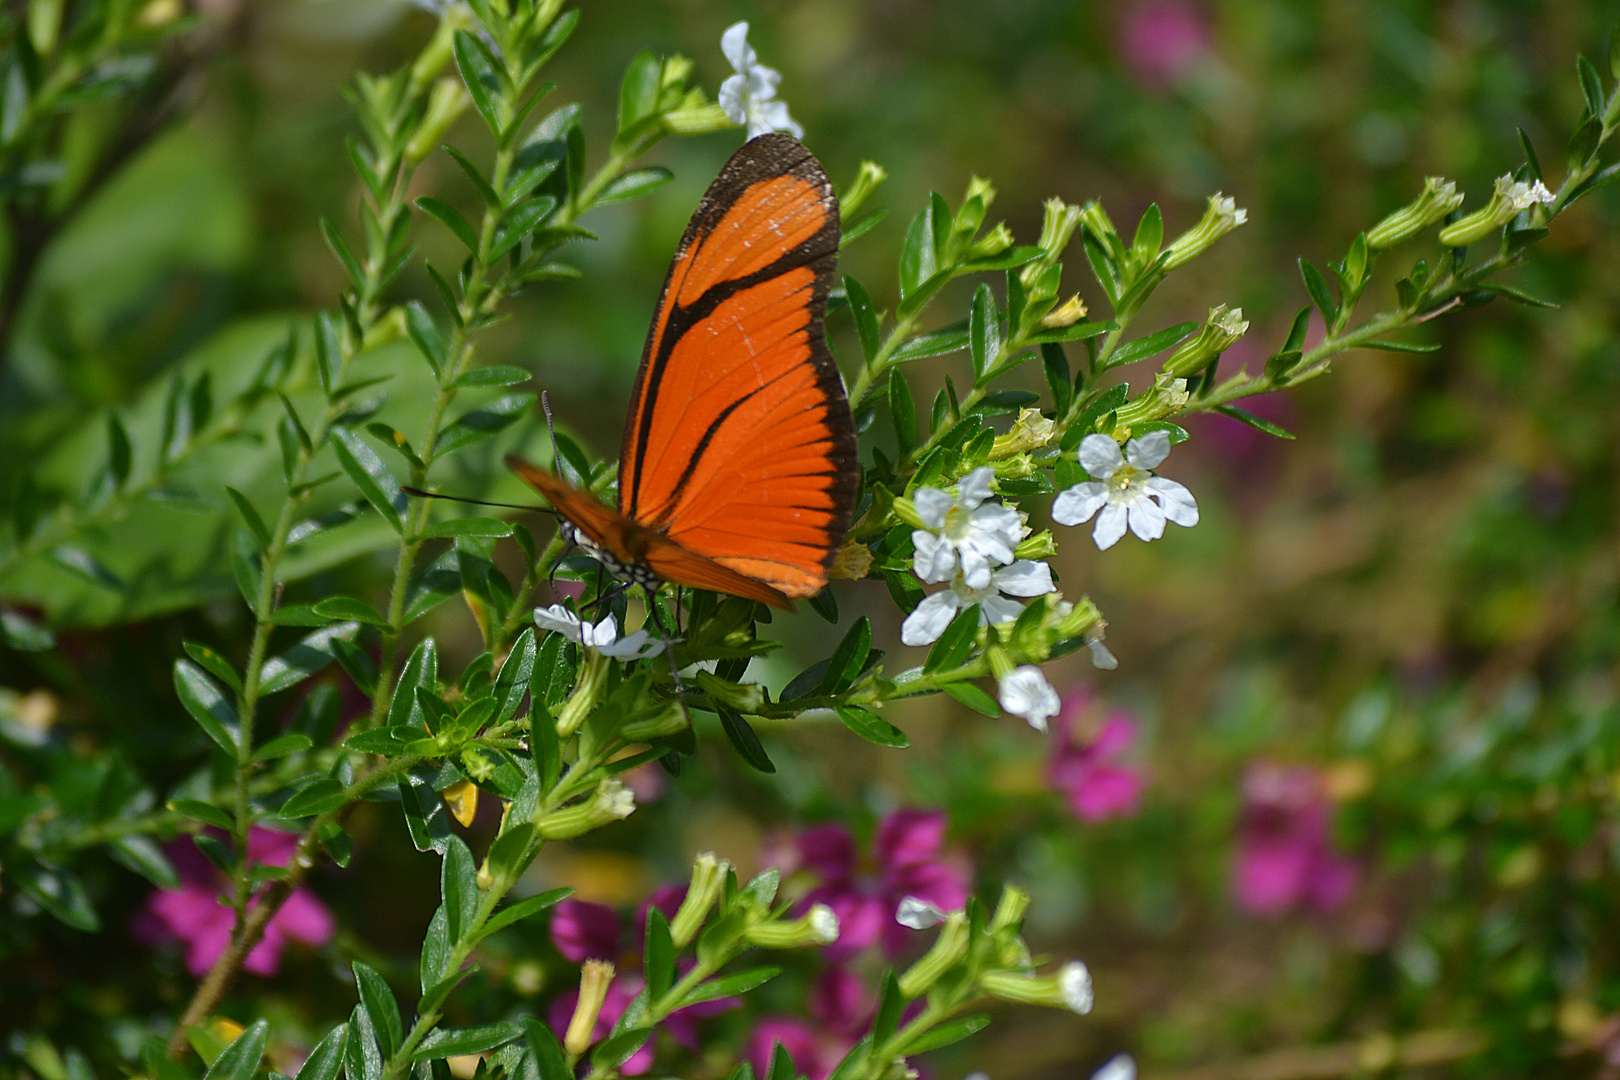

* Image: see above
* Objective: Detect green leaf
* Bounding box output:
[644,906,675,1001]
[416,196,481,254]
[872,971,903,1046]
[888,369,916,453]
[1041,342,1072,416]
[421,906,451,990]
[253,733,314,762]
[404,550,462,623]
[841,209,886,245]
[1299,258,1337,326]
[314,312,342,394]
[490,196,558,260]
[591,1030,653,1072]
[106,413,132,488]
[318,823,353,867]
[203,1020,268,1080]
[411,1024,525,1062]
[941,681,999,717]
[1214,404,1296,439]
[51,545,123,589]
[280,778,347,819]
[1518,127,1543,182]
[835,706,909,748]
[453,29,506,136]
[12,862,99,931]
[173,660,240,753]
[844,275,881,363]
[311,597,390,627]
[442,835,478,943]
[1579,54,1606,120]
[342,728,416,755]
[171,798,236,831]
[294,1025,348,1080]
[484,822,536,886]
[717,709,775,773]
[596,167,674,205]
[332,428,403,533]
[260,621,362,696]
[405,302,446,375]
[437,393,538,456]
[321,217,365,287]
[1359,338,1439,353]
[455,365,531,388]
[891,320,968,364]
[481,887,571,938]
[522,1017,569,1080]
[821,616,872,694]
[925,604,981,673]
[390,638,439,728]
[400,772,451,854]
[617,50,661,131]
[109,835,180,889]
[353,963,402,1061]
[901,1014,989,1054]
[969,283,1000,380]
[492,627,537,725]
[195,834,237,874]
[1476,282,1559,309]
[897,205,937,300]
[345,1005,382,1080]
[1108,322,1198,368]
[184,641,243,694]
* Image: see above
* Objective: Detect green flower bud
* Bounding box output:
[1113,374,1189,430]
[1079,199,1118,243]
[743,903,840,949]
[1020,199,1082,287]
[693,670,765,714]
[898,910,971,997]
[966,222,1014,261]
[1437,174,1555,247]
[660,55,694,93]
[955,176,996,238]
[537,779,636,839]
[1051,596,1102,640]
[1163,304,1249,377]
[405,79,471,163]
[619,697,690,742]
[1365,177,1465,249]
[565,960,616,1056]
[1014,530,1057,561]
[990,884,1031,933]
[554,649,609,738]
[1163,193,1247,270]
[981,960,1093,1014]
[891,496,926,529]
[840,161,888,221]
[1041,295,1088,328]
[663,104,735,135]
[670,852,731,947]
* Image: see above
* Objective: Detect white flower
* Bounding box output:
[912,467,1025,589]
[900,561,1054,647]
[1051,432,1199,550]
[1090,1055,1135,1080]
[895,896,947,930]
[808,903,841,943]
[533,604,665,659]
[1060,960,1094,1014]
[718,22,803,140]
[596,779,637,820]
[998,665,1060,732]
[1498,174,1555,211]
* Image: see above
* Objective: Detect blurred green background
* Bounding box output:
[4,1,1620,1078]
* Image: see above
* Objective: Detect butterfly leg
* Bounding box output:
[643,585,685,691]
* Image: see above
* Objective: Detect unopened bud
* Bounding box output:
[898,910,971,997]
[694,670,765,715]
[1366,177,1465,249]
[1163,193,1247,270]
[1437,174,1555,247]
[992,408,1056,459]
[620,697,691,742]
[1021,199,1082,286]
[1041,295,1088,328]
[660,55,694,92]
[891,496,926,530]
[745,903,840,949]
[671,852,731,947]
[1163,305,1249,377]
[981,960,1093,1014]
[1013,530,1057,561]
[1079,200,1118,242]
[966,222,1014,260]
[536,779,636,839]
[841,161,888,221]
[989,884,1031,932]
[405,79,471,162]
[555,650,610,737]
[565,960,615,1055]
[663,104,734,135]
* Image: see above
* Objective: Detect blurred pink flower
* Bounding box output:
[133,827,333,977]
[1048,688,1146,822]
[746,967,872,1080]
[1120,0,1208,84]
[765,810,971,960]
[1233,763,1358,915]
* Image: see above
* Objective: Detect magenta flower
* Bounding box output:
[746,967,872,1080]
[133,827,334,977]
[1119,0,1209,85]
[1233,763,1358,915]
[765,809,970,961]
[1047,688,1146,822]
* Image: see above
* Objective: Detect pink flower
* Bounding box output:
[1047,689,1146,822]
[1120,0,1209,85]
[764,810,970,961]
[746,968,872,1080]
[133,827,334,977]
[548,885,688,964]
[1233,763,1358,915]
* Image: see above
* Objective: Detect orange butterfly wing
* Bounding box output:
[505,454,795,610]
[618,134,858,599]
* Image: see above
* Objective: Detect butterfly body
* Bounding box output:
[509,134,858,610]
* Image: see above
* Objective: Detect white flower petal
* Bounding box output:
[1051,482,1107,526]
[720,21,754,74]
[1125,430,1171,469]
[534,604,585,643]
[957,546,994,591]
[957,467,996,509]
[1087,639,1119,670]
[598,629,666,659]
[1078,434,1123,479]
[910,530,956,584]
[992,560,1054,597]
[1090,1055,1136,1080]
[718,75,748,125]
[1126,493,1166,541]
[980,594,1027,625]
[1060,960,1094,1014]
[748,97,801,140]
[1092,502,1129,550]
[998,665,1060,731]
[895,896,946,930]
[1144,476,1199,527]
[968,502,1024,558]
[901,590,962,646]
[913,488,953,529]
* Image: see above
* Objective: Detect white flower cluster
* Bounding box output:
[534,604,666,659]
[718,22,803,140]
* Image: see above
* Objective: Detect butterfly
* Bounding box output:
[506,133,859,611]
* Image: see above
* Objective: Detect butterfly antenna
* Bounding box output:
[541,390,565,477]
[401,486,560,518]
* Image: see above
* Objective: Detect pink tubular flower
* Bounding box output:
[1120,0,1209,85]
[746,967,872,1080]
[765,810,971,961]
[1233,763,1358,915]
[1047,688,1146,822]
[133,827,334,977]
